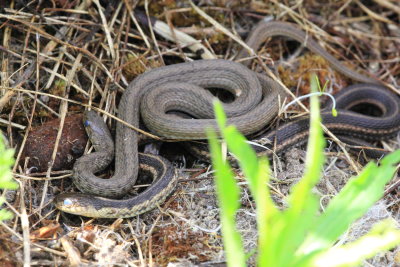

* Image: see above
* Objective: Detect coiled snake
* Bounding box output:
[55,20,400,218]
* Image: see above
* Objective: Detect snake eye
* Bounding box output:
[84,120,91,127]
[63,198,74,206]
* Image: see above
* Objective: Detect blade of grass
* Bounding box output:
[271,74,324,266]
[288,73,325,213]
[221,124,280,266]
[207,101,246,266]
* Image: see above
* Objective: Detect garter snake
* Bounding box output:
[55,20,400,218]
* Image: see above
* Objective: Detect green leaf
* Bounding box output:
[311,219,400,267]
[299,150,400,255]
[0,133,18,221]
[0,197,13,221]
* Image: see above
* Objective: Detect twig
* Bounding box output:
[19,180,31,267]
[373,0,400,16]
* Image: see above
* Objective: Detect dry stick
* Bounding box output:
[19,180,31,267]
[23,47,74,66]
[1,9,12,90]
[123,0,151,49]
[356,0,395,25]
[148,230,154,267]
[3,7,91,26]
[93,52,111,112]
[99,55,117,119]
[93,0,116,60]
[14,172,72,181]
[166,11,197,60]
[44,48,67,90]
[0,44,24,59]
[110,2,124,68]
[80,66,106,97]
[88,64,100,110]
[43,66,88,96]
[373,0,400,16]
[21,31,44,267]
[323,0,353,27]
[0,118,25,129]
[140,8,217,59]
[99,3,124,115]
[144,0,165,65]
[109,1,124,28]
[1,10,14,143]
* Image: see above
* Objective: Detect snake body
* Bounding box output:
[58,111,178,218]
[55,20,400,218]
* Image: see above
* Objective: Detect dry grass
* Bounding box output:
[0,0,399,266]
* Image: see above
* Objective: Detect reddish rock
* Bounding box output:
[20,114,88,172]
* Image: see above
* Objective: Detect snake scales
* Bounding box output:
[55,20,400,218]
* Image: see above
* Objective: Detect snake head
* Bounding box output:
[54,193,84,215]
[54,193,123,218]
[54,193,104,217]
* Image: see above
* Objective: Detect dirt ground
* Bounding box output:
[0,0,399,266]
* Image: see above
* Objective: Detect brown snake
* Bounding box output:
[55,20,400,218]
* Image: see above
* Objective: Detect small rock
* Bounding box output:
[20,114,88,172]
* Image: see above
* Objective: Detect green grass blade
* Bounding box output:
[223,125,260,194]
[212,100,281,266]
[213,100,270,212]
[256,157,280,266]
[288,73,325,213]
[213,98,227,132]
[272,74,325,265]
[222,124,280,266]
[207,121,246,266]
